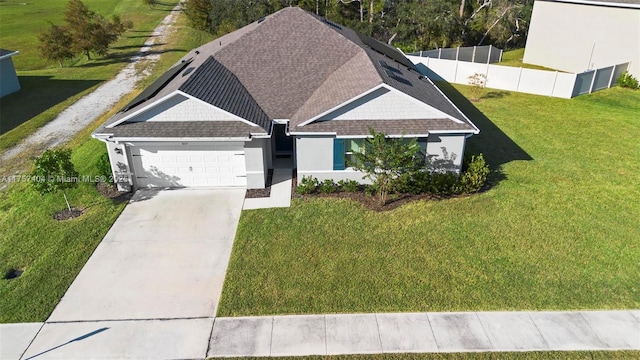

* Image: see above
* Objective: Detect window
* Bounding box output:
[344,139,364,167]
[333,138,364,170]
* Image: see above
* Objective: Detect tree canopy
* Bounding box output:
[38,0,131,65]
[183,0,533,51]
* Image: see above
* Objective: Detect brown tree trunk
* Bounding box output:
[459,0,465,18]
[369,0,374,23]
[360,0,363,22]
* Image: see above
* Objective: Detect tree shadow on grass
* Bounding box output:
[434,81,533,188]
[0,76,102,135]
[75,48,186,68]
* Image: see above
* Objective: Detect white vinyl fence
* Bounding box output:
[407,55,629,99]
[408,45,503,64]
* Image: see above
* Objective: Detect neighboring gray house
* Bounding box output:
[523,0,640,78]
[93,7,478,191]
[0,49,20,98]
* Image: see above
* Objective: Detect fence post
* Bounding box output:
[499,49,503,62]
[454,59,460,83]
[472,46,476,63]
[551,71,559,96]
[487,46,492,64]
[456,47,460,61]
[438,48,442,59]
[516,67,523,91]
[589,69,597,93]
[608,64,617,87]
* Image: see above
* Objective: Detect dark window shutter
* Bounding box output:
[333,138,345,170]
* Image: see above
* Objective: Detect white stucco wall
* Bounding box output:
[106,142,133,192]
[295,134,467,183]
[523,1,640,78]
[425,134,466,173]
[245,138,269,189]
[295,136,368,183]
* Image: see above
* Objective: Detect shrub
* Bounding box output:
[337,179,360,192]
[96,152,113,183]
[617,72,639,89]
[318,179,337,194]
[296,176,319,195]
[364,184,377,196]
[455,153,490,194]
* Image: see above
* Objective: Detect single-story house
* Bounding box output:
[93,7,479,191]
[523,0,640,78]
[0,49,21,98]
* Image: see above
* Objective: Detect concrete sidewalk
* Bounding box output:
[208,310,640,357]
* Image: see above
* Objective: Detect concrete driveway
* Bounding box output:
[20,189,245,360]
[48,188,245,322]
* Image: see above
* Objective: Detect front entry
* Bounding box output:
[274,123,293,156]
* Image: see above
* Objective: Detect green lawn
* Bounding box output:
[497,49,557,71]
[211,352,640,360]
[0,0,181,143]
[0,10,214,324]
[217,86,640,317]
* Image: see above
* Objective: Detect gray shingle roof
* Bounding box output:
[94,7,477,140]
[298,119,475,135]
[179,57,271,132]
[109,121,263,138]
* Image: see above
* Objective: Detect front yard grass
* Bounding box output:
[217,86,640,316]
[0,10,213,324]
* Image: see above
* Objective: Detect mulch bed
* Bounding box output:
[53,208,84,220]
[95,180,132,202]
[245,169,273,198]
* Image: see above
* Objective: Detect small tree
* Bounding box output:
[467,72,487,101]
[38,23,75,67]
[349,129,423,205]
[30,149,79,212]
[62,0,129,60]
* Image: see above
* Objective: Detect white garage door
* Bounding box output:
[130,143,247,188]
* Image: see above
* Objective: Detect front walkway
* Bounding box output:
[243,160,293,210]
[208,310,640,357]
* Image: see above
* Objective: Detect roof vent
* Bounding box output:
[195,50,200,55]
[258,17,265,23]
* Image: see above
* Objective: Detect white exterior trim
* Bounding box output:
[111,137,251,142]
[0,50,18,61]
[383,86,467,124]
[297,84,386,127]
[178,91,260,127]
[106,91,259,128]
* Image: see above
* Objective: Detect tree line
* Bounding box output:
[184,0,533,52]
[38,0,132,67]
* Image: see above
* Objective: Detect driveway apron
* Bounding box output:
[47,188,245,322]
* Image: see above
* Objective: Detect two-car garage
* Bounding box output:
[129,143,247,188]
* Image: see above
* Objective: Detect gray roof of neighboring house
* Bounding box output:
[95,7,476,139]
[0,49,18,60]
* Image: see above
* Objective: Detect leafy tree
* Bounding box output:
[30,149,79,212]
[62,0,128,60]
[38,23,74,67]
[349,129,423,205]
[467,72,487,101]
[184,0,214,31]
